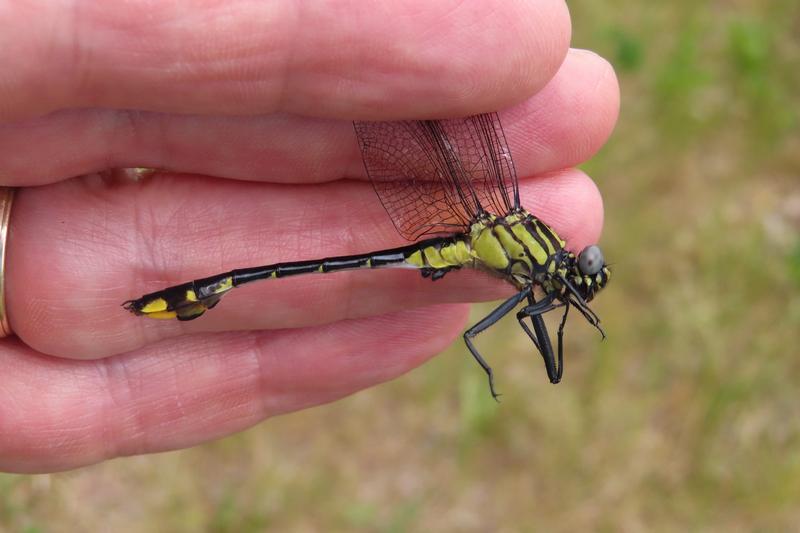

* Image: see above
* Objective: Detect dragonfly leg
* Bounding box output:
[516,294,560,319]
[515,295,557,352]
[463,286,531,401]
[515,292,560,346]
[420,267,457,281]
[567,295,606,339]
[555,301,571,382]
[516,294,562,383]
[559,275,605,338]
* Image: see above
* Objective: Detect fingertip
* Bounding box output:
[568,48,620,151]
[419,0,573,119]
[502,47,620,173]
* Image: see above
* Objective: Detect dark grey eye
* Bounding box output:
[578,245,604,275]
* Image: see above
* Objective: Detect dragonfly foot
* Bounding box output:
[420,267,453,281]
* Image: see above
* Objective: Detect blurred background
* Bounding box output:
[3,1,800,531]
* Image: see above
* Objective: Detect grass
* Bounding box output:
[3,0,800,530]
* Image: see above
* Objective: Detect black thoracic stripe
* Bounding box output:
[534,218,562,253]
[522,219,551,266]
[497,219,535,265]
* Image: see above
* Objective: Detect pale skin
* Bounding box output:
[0,0,619,473]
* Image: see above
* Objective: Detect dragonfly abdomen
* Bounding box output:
[123,236,471,321]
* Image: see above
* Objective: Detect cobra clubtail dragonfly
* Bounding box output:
[124,113,609,398]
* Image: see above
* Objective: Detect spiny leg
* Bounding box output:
[518,314,558,381]
[516,294,561,383]
[555,301,570,381]
[558,275,604,335]
[515,294,559,352]
[463,286,531,400]
[568,295,606,339]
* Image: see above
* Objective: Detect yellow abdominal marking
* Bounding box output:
[406,250,424,267]
[406,241,472,269]
[440,240,471,265]
[422,247,448,269]
[140,298,169,314]
[147,310,179,319]
[212,277,234,293]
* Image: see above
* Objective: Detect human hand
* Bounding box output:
[0,0,618,472]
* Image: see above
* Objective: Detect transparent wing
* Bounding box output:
[353,113,519,241]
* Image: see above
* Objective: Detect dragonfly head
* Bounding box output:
[566,245,611,303]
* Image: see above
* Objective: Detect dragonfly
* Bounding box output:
[123,113,610,399]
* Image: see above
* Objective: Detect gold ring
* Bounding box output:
[0,188,14,337]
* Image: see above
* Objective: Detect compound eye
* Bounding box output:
[578,245,604,275]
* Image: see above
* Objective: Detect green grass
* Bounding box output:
[4,1,800,530]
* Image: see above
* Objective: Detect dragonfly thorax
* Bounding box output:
[464,210,610,305]
[467,210,568,287]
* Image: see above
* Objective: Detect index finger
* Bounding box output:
[1,0,570,120]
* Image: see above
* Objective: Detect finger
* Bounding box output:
[0,48,617,186]
[502,50,619,184]
[1,0,569,120]
[7,168,603,359]
[0,304,467,473]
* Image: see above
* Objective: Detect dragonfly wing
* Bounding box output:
[354,113,520,241]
